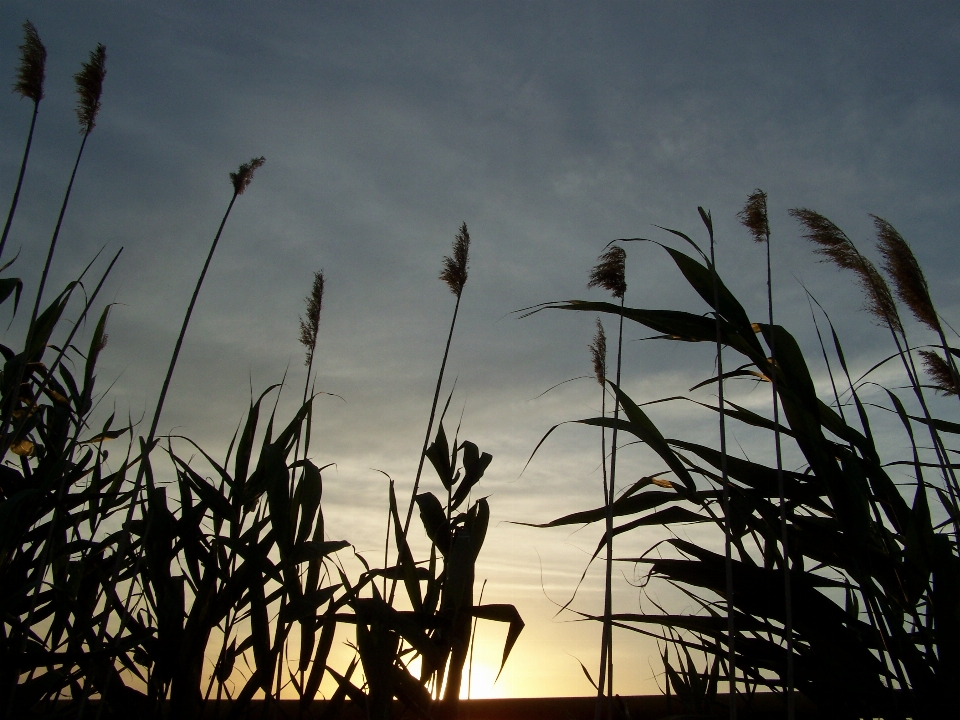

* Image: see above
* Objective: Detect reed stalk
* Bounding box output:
[395,223,470,597]
[282,269,325,701]
[702,207,736,720]
[1,20,46,260]
[588,319,612,716]
[587,246,626,720]
[80,157,264,720]
[738,190,792,719]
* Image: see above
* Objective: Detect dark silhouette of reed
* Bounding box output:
[587,245,625,720]
[1,20,46,260]
[738,190,793,720]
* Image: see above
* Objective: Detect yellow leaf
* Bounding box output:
[44,389,68,404]
[10,439,34,457]
[651,477,674,488]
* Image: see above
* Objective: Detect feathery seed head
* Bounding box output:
[230,156,265,195]
[298,270,325,367]
[74,44,106,133]
[919,349,958,396]
[790,207,902,333]
[738,189,769,243]
[589,318,607,386]
[874,215,939,333]
[588,245,626,299]
[13,21,46,103]
[440,222,470,296]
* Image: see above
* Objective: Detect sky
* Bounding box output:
[2,0,960,700]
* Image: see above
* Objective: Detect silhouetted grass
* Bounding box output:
[0,25,520,720]
[528,197,960,719]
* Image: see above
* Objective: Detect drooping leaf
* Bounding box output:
[471,603,524,680]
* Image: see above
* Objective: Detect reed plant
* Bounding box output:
[738,190,793,719]
[528,198,960,719]
[398,223,471,558]
[586,246,626,720]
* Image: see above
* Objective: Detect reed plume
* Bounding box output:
[1,21,47,260]
[737,189,769,243]
[74,44,106,134]
[589,318,607,386]
[588,246,627,299]
[230,156,266,196]
[299,270,325,371]
[3,42,109,460]
[13,20,45,103]
[874,216,939,333]
[920,349,959,396]
[739,190,792,720]
[440,222,470,296]
[590,246,625,720]
[789,208,902,333]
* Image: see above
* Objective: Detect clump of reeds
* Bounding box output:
[530,199,960,716]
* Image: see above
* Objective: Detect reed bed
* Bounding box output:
[0,22,520,720]
[526,194,960,719]
[3,17,958,720]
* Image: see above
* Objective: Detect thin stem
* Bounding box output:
[765,240,793,720]
[0,101,40,259]
[596,297,624,720]
[595,371,609,720]
[709,227,736,719]
[392,291,462,604]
